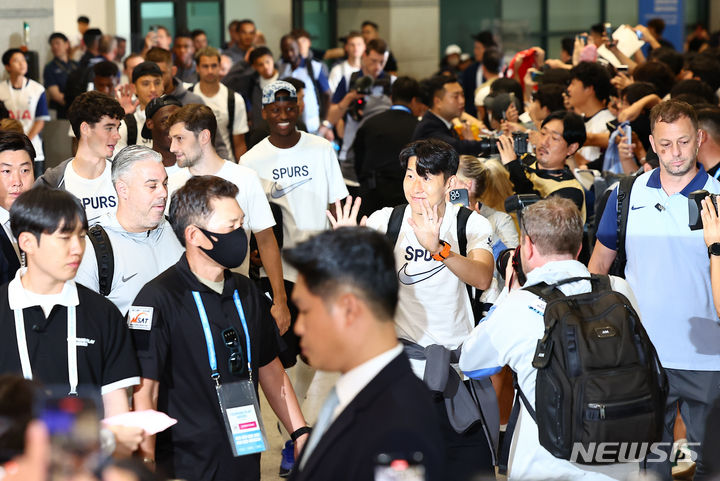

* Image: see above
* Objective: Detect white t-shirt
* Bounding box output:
[63,159,117,224]
[167,160,275,276]
[114,108,152,158]
[0,79,50,160]
[578,108,615,165]
[328,60,360,94]
[192,84,248,162]
[240,132,349,282]
[366,203,494,376]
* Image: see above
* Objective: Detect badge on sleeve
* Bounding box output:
[127,306,153,331]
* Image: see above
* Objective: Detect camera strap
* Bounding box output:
[14,305,78,396]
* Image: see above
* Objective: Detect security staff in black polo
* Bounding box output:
[131,175,310,481]
[0,187,140,424]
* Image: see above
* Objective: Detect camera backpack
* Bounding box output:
[499,275,667,472]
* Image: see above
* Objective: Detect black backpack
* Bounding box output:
[385,204,483,322]
[87,224,114,297]
[499,275,667,471]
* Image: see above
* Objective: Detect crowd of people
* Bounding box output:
[0,11,719,481]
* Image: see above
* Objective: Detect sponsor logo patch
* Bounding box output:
[127,306,153,331]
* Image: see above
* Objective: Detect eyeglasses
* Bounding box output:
[221,327,245,377]
[520,220,534,245]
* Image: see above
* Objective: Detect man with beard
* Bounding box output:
[74,145,183,315]
[590,99,720,480]
[141,95,182,174]
[167,104,291,335]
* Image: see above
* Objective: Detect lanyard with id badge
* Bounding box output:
[192,290,268,457]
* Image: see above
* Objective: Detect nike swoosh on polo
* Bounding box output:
[630,205,646,210]
[270,178,312,199]
[397,263,446,285]
[121,273,138,282]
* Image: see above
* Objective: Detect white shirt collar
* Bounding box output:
[332,343,403,420]
[8,268,80,311]
[0,206,9,226]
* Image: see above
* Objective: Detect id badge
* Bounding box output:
[216,380,268,456]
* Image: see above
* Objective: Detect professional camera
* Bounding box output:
[504,193,541,213]
[348,76,374,121]
[688,189,719,230]
[477,132,529,158]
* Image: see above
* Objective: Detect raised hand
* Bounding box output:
[326,195,367,229]
[407,200,443,254]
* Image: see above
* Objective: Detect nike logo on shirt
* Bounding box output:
[397,263,446,285]
[630,205,646,210]
[121,273,138,282]
[270,178,312,199]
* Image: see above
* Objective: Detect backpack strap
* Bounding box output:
[227,87,236,155]
[124,113,137,146]
[498,374,536,475]
[305,58,326,117]
[384,204,407,247]
[87,225,114,297]
[610,175,638,277]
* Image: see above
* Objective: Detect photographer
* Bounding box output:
[497,110,587,222]
[319,39,394,165]
[701,195,720,318]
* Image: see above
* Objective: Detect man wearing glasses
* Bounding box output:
[131,175,309,481]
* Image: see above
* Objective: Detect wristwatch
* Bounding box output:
[708,242,720,258]
[431,240,451,261]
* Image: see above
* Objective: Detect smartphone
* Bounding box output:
[604,22,613,39]
[579,34,588,45]
[617,65,629,73]
[449,188,470,208]
[530,71,544,82]
[375,453,426,481]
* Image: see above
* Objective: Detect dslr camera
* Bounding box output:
[688,189,719,230]
[504,193,540,213]
[348,76,374,121]
[478,132,529,158]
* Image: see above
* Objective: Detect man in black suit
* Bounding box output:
[0,132,33,285]
[460,31,496,115]
[413,75,488,156]
[286,227,443,481]
[352,76,424,218]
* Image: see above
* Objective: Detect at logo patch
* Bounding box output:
[128,306,153,331]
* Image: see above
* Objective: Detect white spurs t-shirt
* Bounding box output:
[167,160,275,276]
[240,132,349,282]
[192,84,248,162]
[63,159,117,225]
[367,203,494,353]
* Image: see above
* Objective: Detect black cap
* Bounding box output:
[132,61,163,83]
[141,95,182,140]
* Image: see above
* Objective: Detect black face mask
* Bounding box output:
[197,226,248,269]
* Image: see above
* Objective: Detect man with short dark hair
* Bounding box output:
[566,62,614,169]
[0,49,50,167]
[44,32,78,119]
[114,61,163,152]
[461,30,496,115]
[224,19,256,66]
[132,175,310,481]
[36,91,124,224]
[0,132,35,284]
[75,145,183,315]
[697,107,720,178]
[173,32,197,84]
[224,46,279,129]
[92,61,120,95]
[319,38,394,167]
[142,95,182,174]
[328,31,365,93]
[412,75,486,156]
[0,186,139,420]
[590,99,720,480]
[285,227,444,481]
[191,29,208,52]
[78,28,103,69]
[360,21,398,74]
[192,46,249,161]
[329,138,497,481]
[497,110,588,221]
[460,196,641,479]
[352,76,423,217]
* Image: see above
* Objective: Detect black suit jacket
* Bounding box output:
[290,353,444,481]
[412,111,485,156]
[0,228,20,286]
[460,62,482,115]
